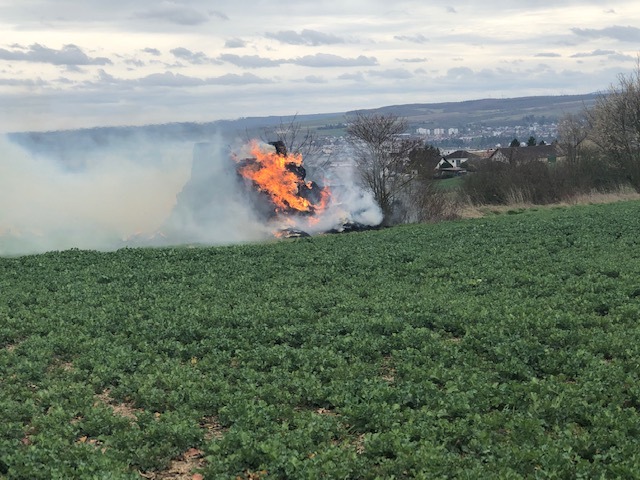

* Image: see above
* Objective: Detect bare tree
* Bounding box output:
[258,114,330,178]
[586,60,640,189]
[346,112,422,225]
[557,112,590,165]
[260,114,319,158]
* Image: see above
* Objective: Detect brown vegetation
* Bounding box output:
[458,185,640,219]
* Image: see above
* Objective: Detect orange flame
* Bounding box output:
[235,140,329,217]
[306,187,331,225]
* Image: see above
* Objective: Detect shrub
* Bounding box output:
[461,155,628,206]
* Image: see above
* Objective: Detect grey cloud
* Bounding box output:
[138,72,206,87]
[209,10,229,21]
[206,73,272,85]
[535,52,561,58]
[368,68,414,79]
[0,44,111,66]
[125,59,145,67]
[608,52,635,61]
[133,3,211,26]
[571,25,640,42]
[569,49,633,61]
[218,54,282,68]
[0,77,46,87]
[265,29,345,46]
[397,57,427,63]
[224,38,247,48]
[571,49,616,58]
[394,34,428,44]
[302,75,327,84]
[94,69,271,88]
[555,40,580,47]
[65,65,85,73]
[338,72,366,82]
[446,6,457,13]
[170,47,220,65]
[97,69,118,84]
[142,48,161,56]
[446,66,474,79]
[291,54,377,67]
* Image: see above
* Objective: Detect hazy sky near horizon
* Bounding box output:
[1,0,639,132]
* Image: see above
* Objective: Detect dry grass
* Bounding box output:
[92,394,226,480]
[138,448,205,480]
[138,416,226,480]
[47,359,75,374]
[560,187,640,206]
[379,355,395,384]
[458,187,640,219]
[94,389,142,421]
[314,407,339,416]
[200,415,227,441]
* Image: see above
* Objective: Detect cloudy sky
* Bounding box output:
[1,0,639,132]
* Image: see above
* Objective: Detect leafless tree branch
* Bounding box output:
[346,112,422,225]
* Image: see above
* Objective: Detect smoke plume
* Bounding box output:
[0,133,382,256]
[0,134,191,255]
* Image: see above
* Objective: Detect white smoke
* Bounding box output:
[0,134,191,255]
[161,137,272,245]
[165,138,382,240]
[285,150,383,234]
[0,133,382,256]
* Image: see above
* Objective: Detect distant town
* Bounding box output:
[313,119,558,160]
[411,120,558,149]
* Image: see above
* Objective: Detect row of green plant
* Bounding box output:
[2,201,640,478]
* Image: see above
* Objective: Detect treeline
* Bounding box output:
[461,155,623,205]
[460,61,640,206]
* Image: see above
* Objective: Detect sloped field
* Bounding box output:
[2,201,640,479]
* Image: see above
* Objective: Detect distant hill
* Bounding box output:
[346,94,598,128]
[8,94,597,159]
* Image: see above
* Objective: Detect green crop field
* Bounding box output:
[2,201,640,479]
[433,176,463,191]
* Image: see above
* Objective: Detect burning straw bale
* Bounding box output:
[165,138,381,243]
[234,140,329,219]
